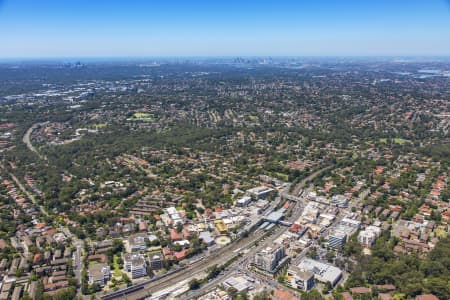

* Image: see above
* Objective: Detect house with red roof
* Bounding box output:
[174,250,186,260]
[170,228,182,241]
[44,228,57,236]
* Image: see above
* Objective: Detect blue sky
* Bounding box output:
[0,0,449,58]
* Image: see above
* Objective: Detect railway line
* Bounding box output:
[101,165,333,300]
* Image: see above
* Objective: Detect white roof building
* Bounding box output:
[222,276,254,292]
[340,217,361,228]
[237,196,252,206]
[165,207,183,225]
[358,225,382,247]
[199,231,215,246]
[297,258,343,287]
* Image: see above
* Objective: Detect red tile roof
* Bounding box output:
[272,289,297,300]
[376,284,396,291]
[44,228,57,236]
[170,228,182,241]
[0,239,7,249]
[33,253,42,264]
[342,292,354,300]
[379,293,392,300]
[350,287,371,295]
[35,223,47,229]
[174,250,186,260]
[415,295,439,300]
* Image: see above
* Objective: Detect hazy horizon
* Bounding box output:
[2,55,450,65]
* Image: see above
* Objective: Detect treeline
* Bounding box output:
[420,142,450,165]
[346,233,450,299]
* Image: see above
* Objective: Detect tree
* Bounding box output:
[188,278,201,290]
[322,282,332,294]
[176,222,183,233]
[343,232,362,257]
[302,289,324,300]
[252,290,271,300]
[227,287,239,299]
[89,283,101,294]
[51,287,76,300]
[112,239,124,254]
[123,273,132,286]
[277,274,287,283]
[326,250,335,263]
[206,264,222,280]
[307,247,318,259]
[423,277,449,300]
[20,292,33,300]
[235,291,249,300]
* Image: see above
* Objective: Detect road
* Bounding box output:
[101,232,268,300]
[180,166,332,299]
[1,163,85,296]
[177,166,334,299]
[292,165,333,196]
[2,165,49,217]
[182,200,306,299]
[21,122,85,294]
[62,227,84,297]
[2,155,333,300]
[184,256,301,300]
[102,204,294,299]
[180,228,281,300]
[12,169,84,294]
[101,165,333,300]
[23,122,48,160]
[12,124,337,300]
[245,267,301,299]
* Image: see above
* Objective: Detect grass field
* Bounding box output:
[127,112,155,122]
[113,255,122,276]
[134,112,152,118]
[274,172,289,181]
[435,228,447,238]
[93,123,108,129]
[379,138,410,145]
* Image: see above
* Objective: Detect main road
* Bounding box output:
[102,165,333,300]
[182,199,305,300]
[23,122,48,160]
[0,163,49,217]
[21,122,84,295]
[0,163,84,297]
[181,165,334,299]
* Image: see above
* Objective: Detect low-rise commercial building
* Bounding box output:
[222,276,254,293]
[237,196,252,207]
[286,266,315,291]
[328,230,347,249]
[88,263,111,287]
[199,231,215,246]
[247,186,275,200]
[150,254,163,271]
[297,258,342,287]
[358,226,381,247]
[124,253,147,279]
[214,220,228,234]
[127,234,147,252]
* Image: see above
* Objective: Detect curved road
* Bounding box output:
[23,122,48,160]
[292,165,333,196]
